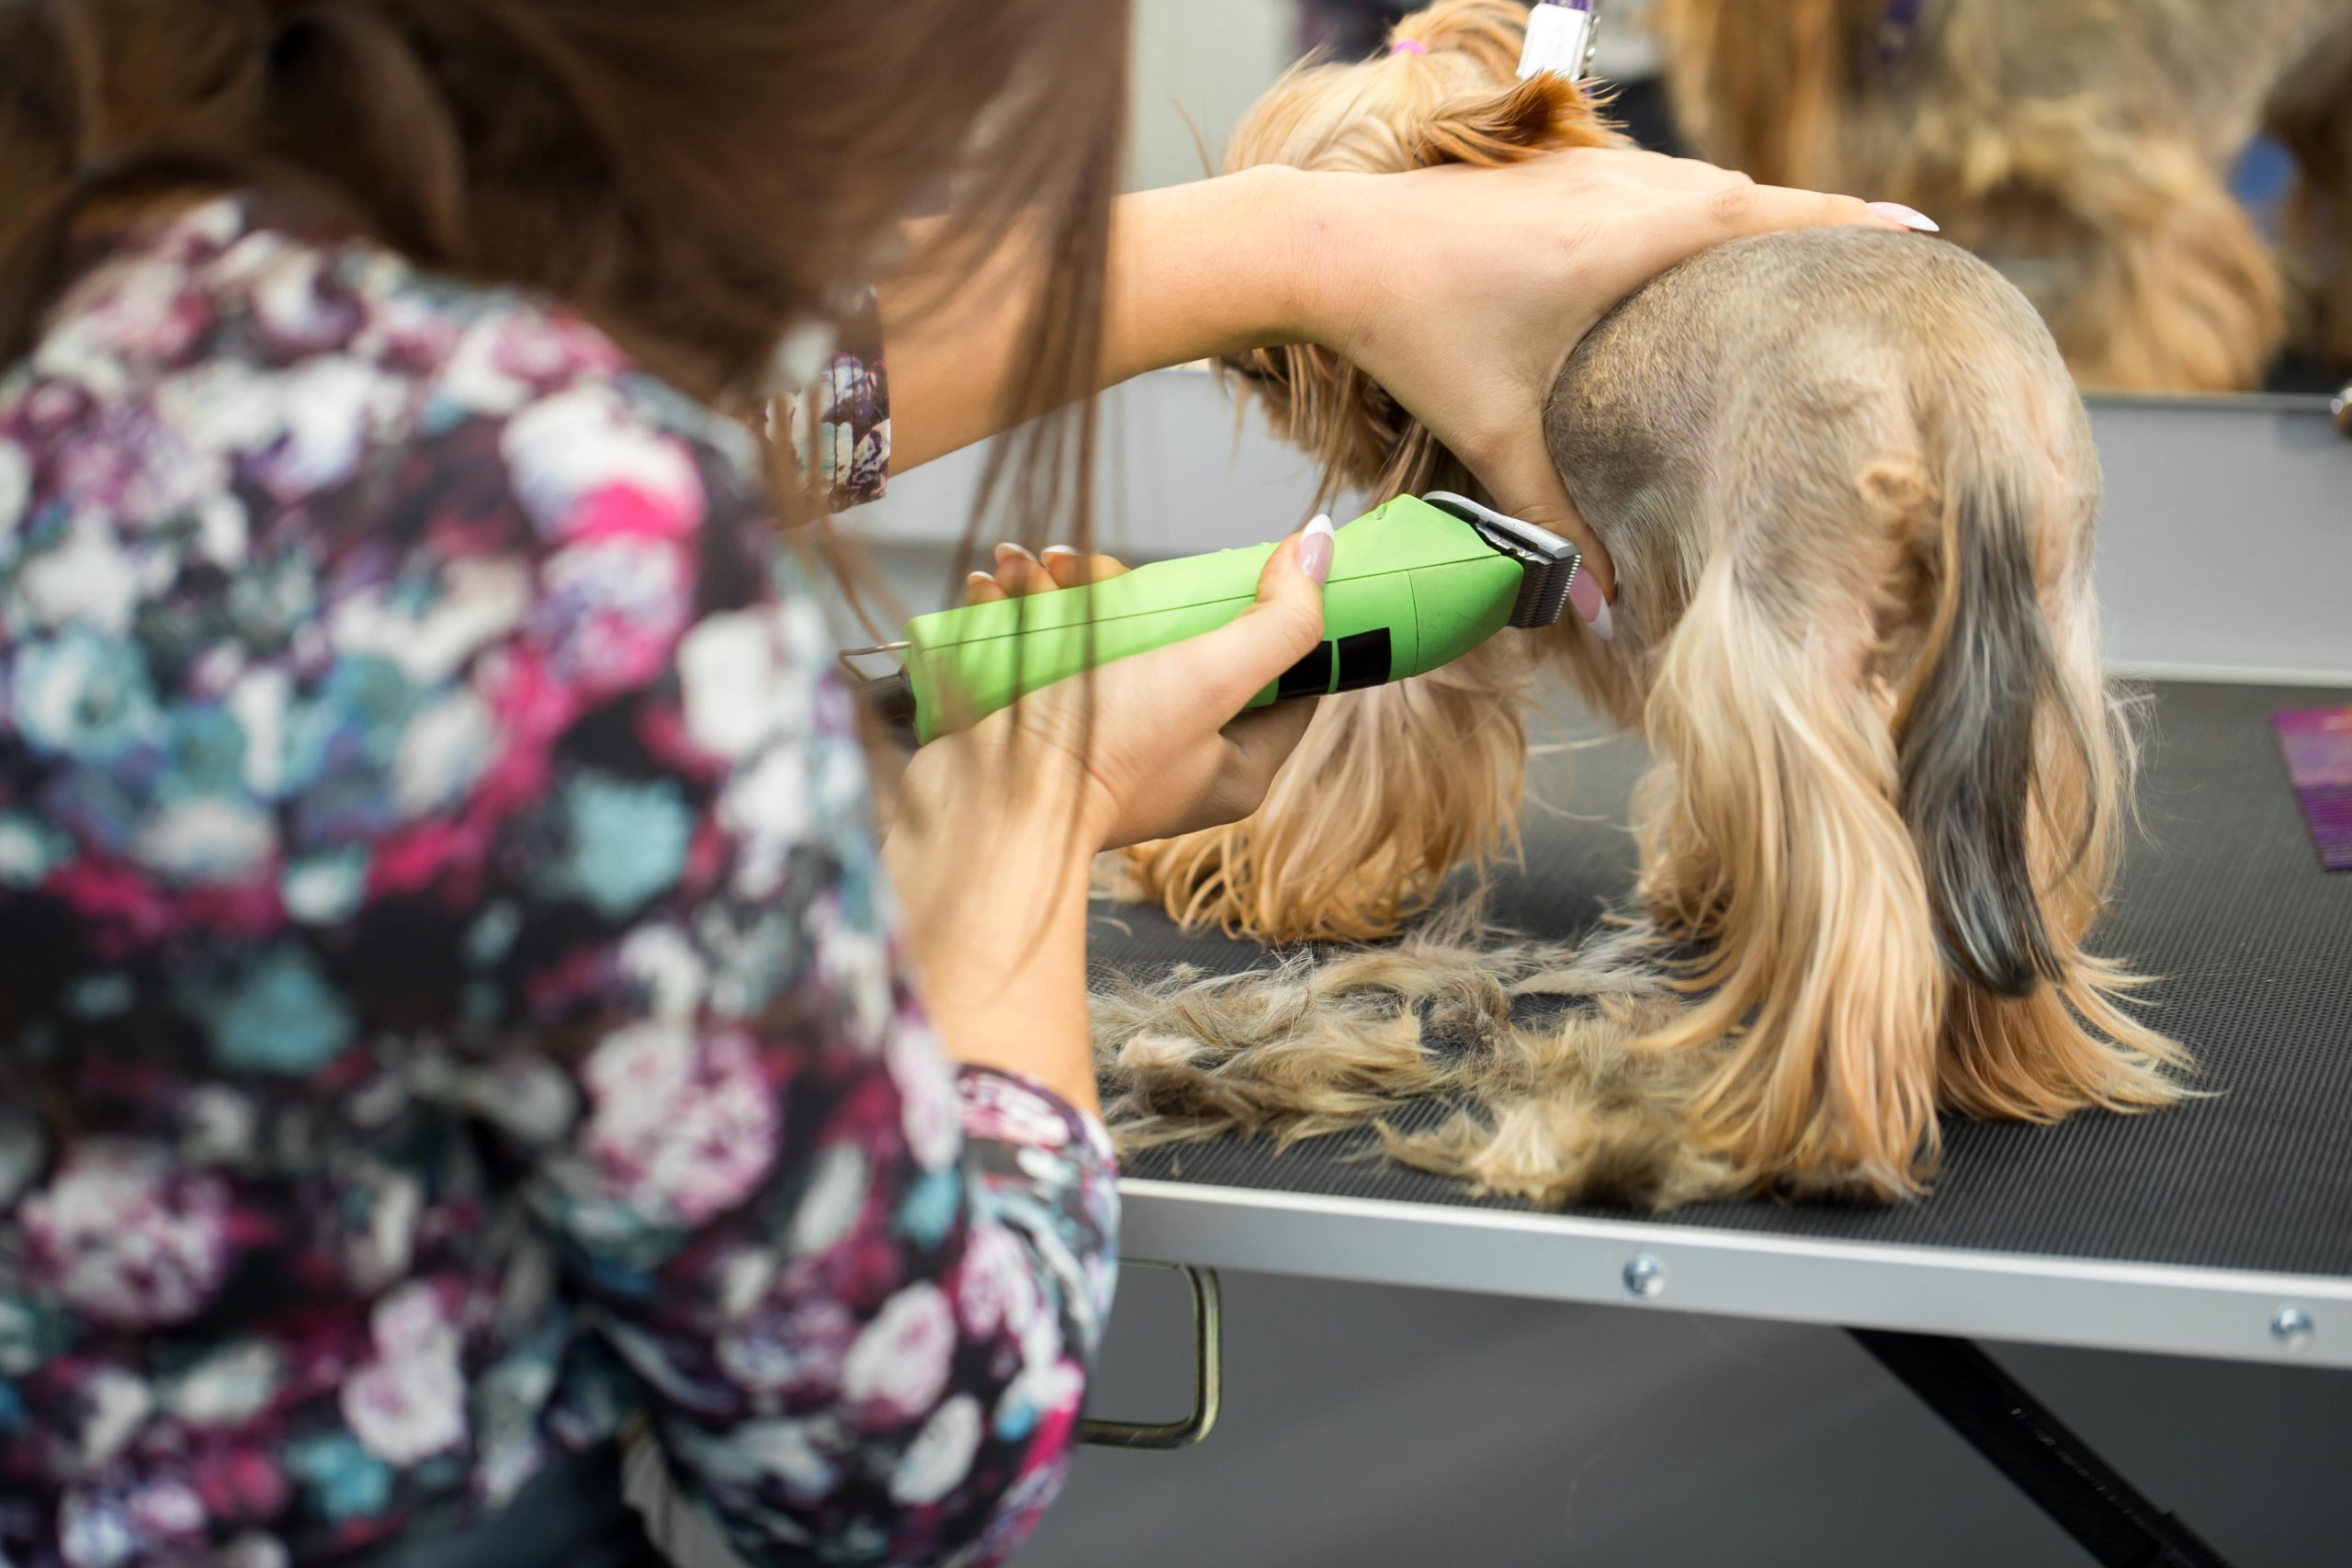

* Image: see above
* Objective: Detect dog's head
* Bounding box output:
[1221,0,1624,511]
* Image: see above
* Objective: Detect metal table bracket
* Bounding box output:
[1852,1330,2233,1567]
[1081,1262,1223,1450]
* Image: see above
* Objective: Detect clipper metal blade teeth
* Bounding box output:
[1421,491,1582,629]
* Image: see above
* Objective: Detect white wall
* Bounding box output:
[1126,0,1294,191]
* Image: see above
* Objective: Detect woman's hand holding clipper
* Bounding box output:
[884,522,1333,1108]
[944,525,1329,849]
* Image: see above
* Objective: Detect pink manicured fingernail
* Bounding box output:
[1570,569,1613,642]
[967,570,999,590]
[1867,201,1939,232]
[1296,514,1335,584]
[994,542,1040,568]
[1040,545,1081,561]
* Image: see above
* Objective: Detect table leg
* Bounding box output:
[1850,1329,2233,1568]
[1080,1263,1225,1450]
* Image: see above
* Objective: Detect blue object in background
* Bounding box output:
[2233,134,2300,239]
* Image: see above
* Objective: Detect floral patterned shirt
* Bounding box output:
[0,197,1117,1568]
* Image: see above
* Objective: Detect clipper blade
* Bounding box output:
[1422,491,1581,628]
[839,652,921,743]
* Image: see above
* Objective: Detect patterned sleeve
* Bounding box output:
[775,292,892,511]
[419,331,1114,1565]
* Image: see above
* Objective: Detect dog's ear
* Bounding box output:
[1218,0,1620,507]
[1894,485,2068,997]
[1917,476,2188,1124]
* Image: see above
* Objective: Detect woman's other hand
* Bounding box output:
[1281,152,1922,607]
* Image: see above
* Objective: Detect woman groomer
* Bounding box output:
[0,3,1906,1564]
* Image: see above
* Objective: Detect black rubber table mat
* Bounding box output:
[1089,682,2352,1278]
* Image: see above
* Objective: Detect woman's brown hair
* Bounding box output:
[0,0,1131,542]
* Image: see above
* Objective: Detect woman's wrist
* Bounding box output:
[893,731,1114,864]
[892,888,1101,1116]
[884,744,1105,1113]
[899,869,1099,1115]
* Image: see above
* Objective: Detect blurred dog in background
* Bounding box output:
[1652,0,2352,392]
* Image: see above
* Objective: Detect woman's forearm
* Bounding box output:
[908,876,1099,1117]
[883,767,1103,1115]
[880,165,1330,471]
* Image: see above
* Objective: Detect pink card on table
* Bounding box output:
[2275,705,2352,872]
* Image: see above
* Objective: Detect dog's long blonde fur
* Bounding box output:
[1107,1,2186,1204]
[1650,0,2352,392]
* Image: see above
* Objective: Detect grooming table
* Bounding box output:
[1087,673,2351,1562]
[1092,673,2352,1362]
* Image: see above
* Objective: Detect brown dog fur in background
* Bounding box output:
[1653,0,2352,391]
[1105,0,2185,1203]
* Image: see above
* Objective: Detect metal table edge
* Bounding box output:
[1115,1178,2352,1371]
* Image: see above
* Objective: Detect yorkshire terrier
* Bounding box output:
[1651,0,2352,391]
[1107,0,2184,1202]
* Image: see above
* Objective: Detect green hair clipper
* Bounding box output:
[854,492,1580,744]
